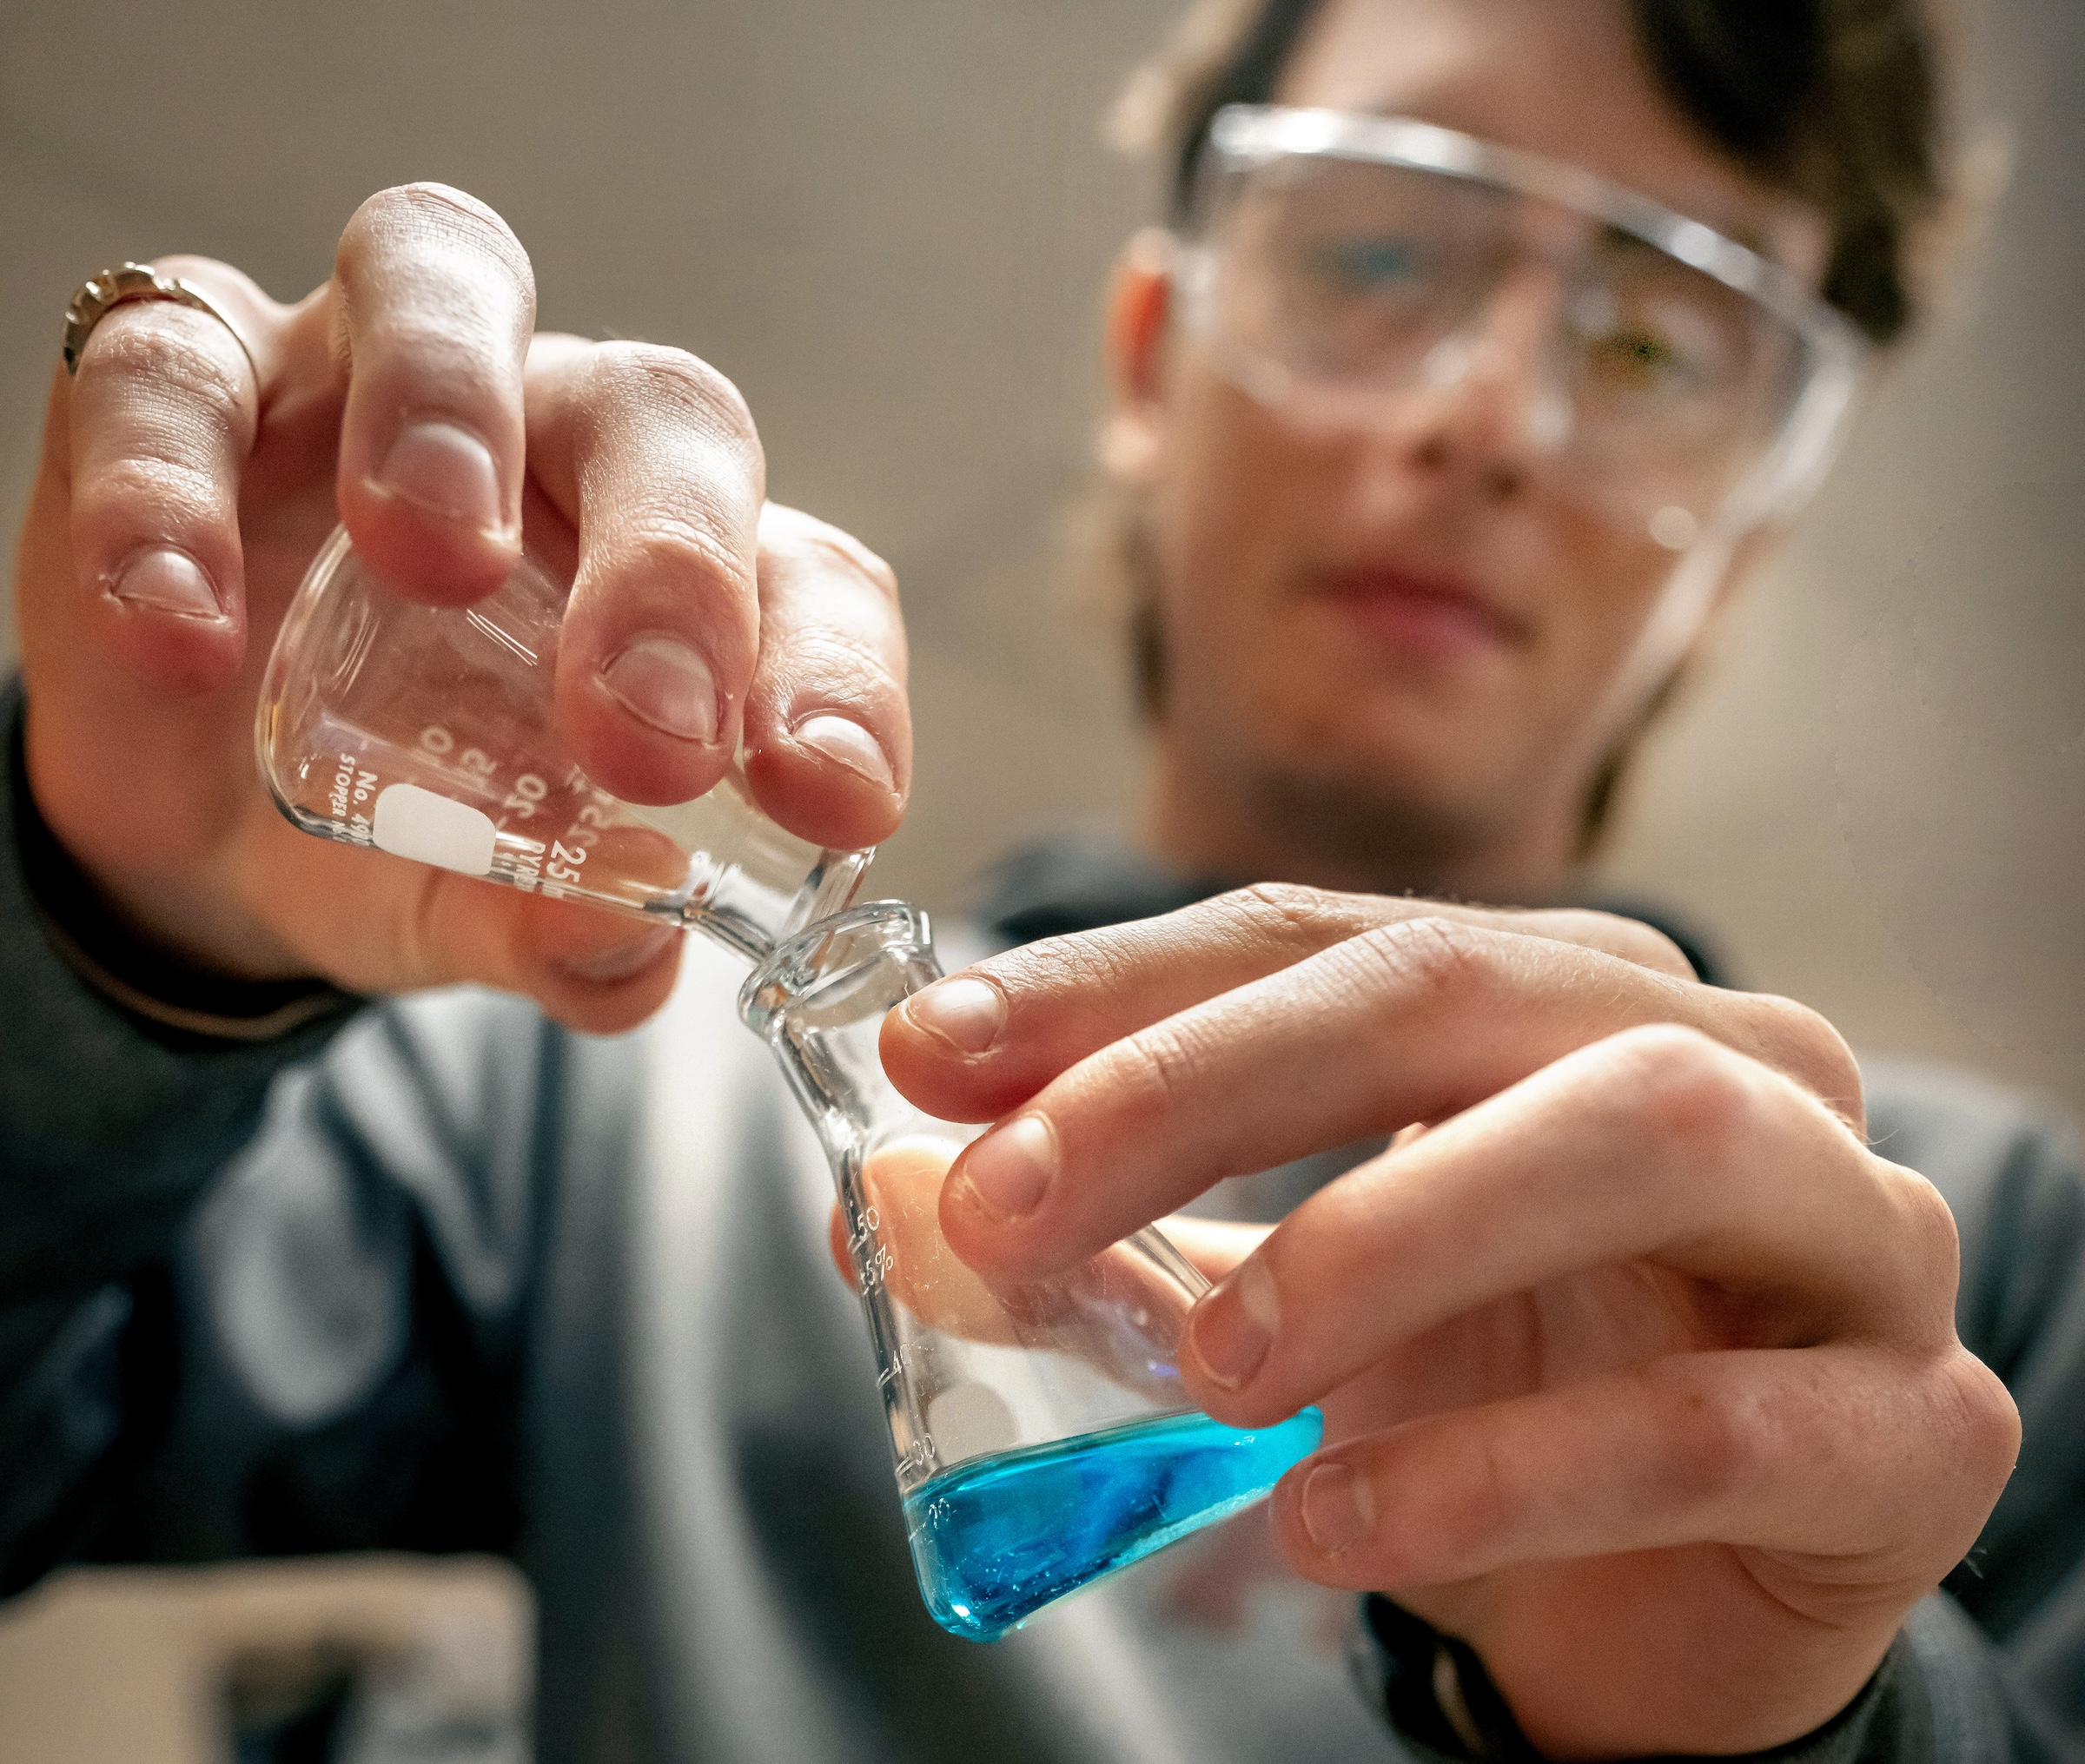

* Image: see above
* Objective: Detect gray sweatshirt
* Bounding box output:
[3,687,2081,1761]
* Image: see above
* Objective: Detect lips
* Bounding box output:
[1308,565,1529,662]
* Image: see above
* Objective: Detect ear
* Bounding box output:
[1099,228,1177,488]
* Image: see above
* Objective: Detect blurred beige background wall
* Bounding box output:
[2,0,2077,1121]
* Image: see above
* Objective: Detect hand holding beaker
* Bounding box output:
[17,188,910,1032]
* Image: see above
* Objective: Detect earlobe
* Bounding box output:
[1100,229,1176,488]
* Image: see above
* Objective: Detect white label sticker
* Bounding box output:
[372,784,497,876]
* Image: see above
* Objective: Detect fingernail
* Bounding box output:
[562,925,678,982]
[374,420,505,533]
[956,1114,1056,1220]
[599,635,720,743]
[904,977,1005,1055]
[1188,1258,1278,1390]
[110,549,222,618]
[793,713,897,795]
[1301,1463,1373,1555]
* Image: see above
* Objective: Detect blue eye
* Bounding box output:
[1315,237,1429,290]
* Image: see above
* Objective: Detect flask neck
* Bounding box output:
[738,902,943,1145]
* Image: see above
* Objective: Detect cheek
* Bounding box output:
[1142,382,1346,677]
[1152,391,1314,579]
[1529,507,1689,694]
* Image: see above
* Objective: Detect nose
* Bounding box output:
[1394,262,1571,502]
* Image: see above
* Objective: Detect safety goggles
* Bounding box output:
[1175,105,1871,547]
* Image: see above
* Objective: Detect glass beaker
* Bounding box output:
[741,902,1323,1640]
[255,526,872,962]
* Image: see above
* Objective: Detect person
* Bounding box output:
[1,0,2075,1759]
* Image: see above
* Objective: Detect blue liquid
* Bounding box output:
[903,1406,1324,1642]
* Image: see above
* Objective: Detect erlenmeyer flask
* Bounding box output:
[255,526,871,961]
[741,902,1323,1641]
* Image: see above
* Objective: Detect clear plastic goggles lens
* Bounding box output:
[1190,150,1821,534]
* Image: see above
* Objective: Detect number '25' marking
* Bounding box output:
[546,838,588,886]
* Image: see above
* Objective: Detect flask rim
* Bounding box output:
[738,898,933,1034]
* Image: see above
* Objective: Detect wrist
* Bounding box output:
[11,696,360,1045]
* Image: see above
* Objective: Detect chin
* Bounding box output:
[1267,689,1514,797]
[1251,747,1515,873]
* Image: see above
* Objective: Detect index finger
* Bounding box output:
[882,883,1699,1122]
[932,915,1858,1280]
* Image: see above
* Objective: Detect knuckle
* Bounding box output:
[1460,1428,1520,1555]
[1539,908,1694,977]
[1231,880,1330,922]
[764,506,900,606]
[615,511,758,605]
[1346,914,1495,1005]
[769,624,906,709]
[1742,992,1865,1122]
[1111,1016,1221,1130]
[586,341,757,454]
[983,920,1143,1007]
[1611,1023,1754,1154]
[1201,882,1359,958]
[1222,881,1335,935]
[1650,1364,1775,1509]
[1874,1159,1963,1304]
[85,316,249,427]
[88,453,234,529]
[353,182,532,287]
[351,316,504,380]
[1929,1348,2022,1491]
[1407,1425,1521,1578]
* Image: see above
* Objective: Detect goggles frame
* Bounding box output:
[1179,104,1874,536]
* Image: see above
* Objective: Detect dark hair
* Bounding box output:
[1119,0,1953,344]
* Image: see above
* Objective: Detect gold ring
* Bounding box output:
[62,262,257,380]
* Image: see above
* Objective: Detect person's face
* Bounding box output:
[1109,0,1830,879]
